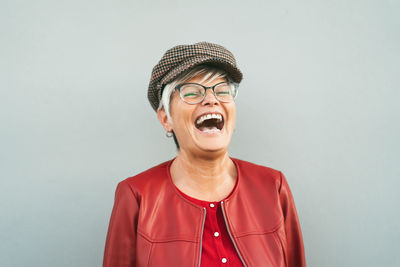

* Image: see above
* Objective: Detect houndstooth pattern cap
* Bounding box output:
[147,42,243,111]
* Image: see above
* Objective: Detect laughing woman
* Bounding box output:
[103,42,306,267]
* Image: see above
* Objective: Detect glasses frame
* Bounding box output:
[175,81,239,105]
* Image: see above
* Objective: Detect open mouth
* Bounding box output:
[195,113,224,133]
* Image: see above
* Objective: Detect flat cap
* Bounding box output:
[147,42,243,111]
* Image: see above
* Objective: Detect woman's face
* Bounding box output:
[160,75,236,155]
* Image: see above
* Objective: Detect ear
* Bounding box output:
[157,108,173,132]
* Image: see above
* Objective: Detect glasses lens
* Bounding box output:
[214,82,237,102]
[179,84,204,104]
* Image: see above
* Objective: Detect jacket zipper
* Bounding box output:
[221,201,247,267]
[198,207,206,267]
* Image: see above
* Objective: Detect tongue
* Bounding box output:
[200,126,219,132]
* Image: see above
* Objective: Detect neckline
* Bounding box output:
[165,157,240,207]
[174,186,220,207]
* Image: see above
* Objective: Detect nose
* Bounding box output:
[201,88,219,106]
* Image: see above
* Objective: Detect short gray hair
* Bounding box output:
[158,66,231,121]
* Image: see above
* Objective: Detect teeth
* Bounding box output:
[201,127,220,133]
[196,113,223,125]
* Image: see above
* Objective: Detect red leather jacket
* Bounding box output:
[103,158,306,267]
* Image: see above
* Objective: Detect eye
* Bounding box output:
[183,92,201,97]
[216,91,230,95]
[180,84,204,99]
[215,83,233,95]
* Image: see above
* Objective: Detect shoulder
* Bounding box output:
[119,160,172,193]
[232,158,282,177]
[232,158,283,188]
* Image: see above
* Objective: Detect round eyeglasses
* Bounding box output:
[175,82,239,105]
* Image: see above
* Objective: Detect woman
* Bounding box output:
[103,42,306,267]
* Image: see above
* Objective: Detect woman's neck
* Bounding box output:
[170,149,237,201]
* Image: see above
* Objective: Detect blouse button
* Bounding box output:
[209,203,215,208]
[221,258,228,263]
[214,232,220,237]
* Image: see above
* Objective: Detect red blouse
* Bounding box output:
[175,185,244,267]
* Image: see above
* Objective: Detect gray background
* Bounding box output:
[1,0,399,266]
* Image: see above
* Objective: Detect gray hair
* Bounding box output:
[157,66,231,121]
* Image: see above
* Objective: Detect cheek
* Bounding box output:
[227,105,237,125]
[173,115,191,131]
[170,104,194,131]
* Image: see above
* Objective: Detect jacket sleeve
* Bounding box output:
[103,180,138,267]
[279,172,306,267]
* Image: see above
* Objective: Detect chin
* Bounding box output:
[195,137,231,153]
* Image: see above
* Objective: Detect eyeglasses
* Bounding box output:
[175,82,239,105]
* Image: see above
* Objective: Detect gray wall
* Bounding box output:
[1,0,399,266]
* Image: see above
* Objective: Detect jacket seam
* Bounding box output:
[137,230,198,243]
[146,242,153,267]
[233,221,283,238]
[278,171,283,194]
[274,231,287,267]
[123,179,140,201]
[225,205,284,238]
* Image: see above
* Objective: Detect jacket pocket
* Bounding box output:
[137,239,199,266]
[235,227,286,267]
